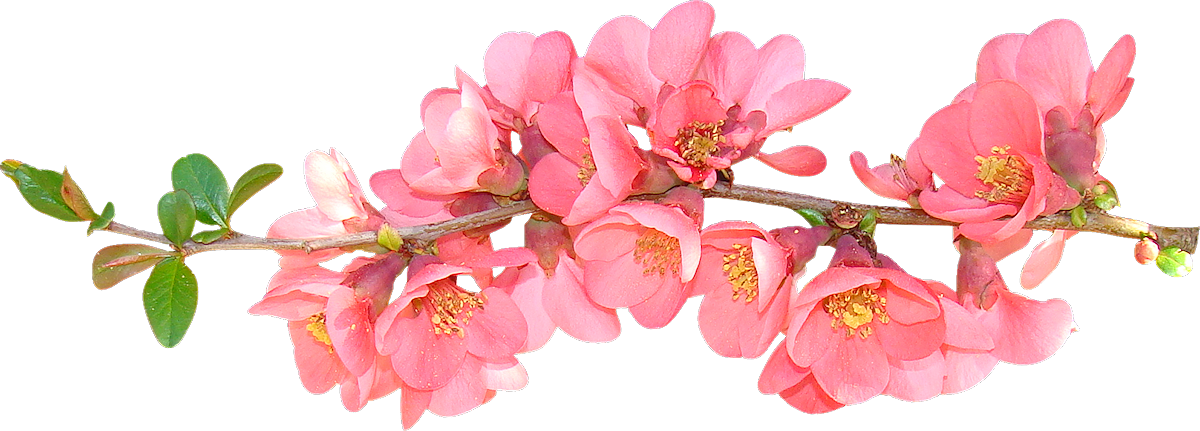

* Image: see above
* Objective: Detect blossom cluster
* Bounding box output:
[254,2,1122,426]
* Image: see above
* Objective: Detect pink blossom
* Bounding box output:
[915,80,1078,244]
[500,249,622,351]
[780,237,951,407]
[575,1,847,186]
[693,221,792,359]
[574,200,702,329]
[528,92,645,225]
[970,20,1134,190]
[249,254,404,412]
[849,147,932,205]
[268,149,378,268]
[375,251,535,424]
[484,31,576,127]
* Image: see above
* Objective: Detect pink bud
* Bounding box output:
[1134,238,1159,265]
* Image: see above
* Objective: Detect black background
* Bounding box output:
[4,1,1195,429]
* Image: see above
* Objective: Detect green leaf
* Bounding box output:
[92,244,172,290]
[793,208,827,227]
[158,190,197,247]
[191,228,229,244]
[1093,194,1118,211]
[143,257,199,348]
[10,164,83,222]
[171,154,230,228]
[377,223,402,252]
[858,210,879,235]
[87,202,116,235]
[1156,247,1193,278]
[1070,206,1088,228]
[1,159,21,180]
[60,168,97,220]
[227,163,282,218]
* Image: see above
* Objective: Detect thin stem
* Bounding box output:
[100,184,1198,255]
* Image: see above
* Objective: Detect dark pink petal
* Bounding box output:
[976,33,1026,82]
[652,82,727,146]
[574,215,640,261]
[505,266,555,352]
[742,34,807,113]
[1090,35,1135,124]
[1016,19,1092,116]
[529,153,585,218]
[884,351,945,402]
[919,186,1016,224]
[759,342,810,395]
[647,0,714,85]
[1020,230,1078,289]
[583,17,659,112]
[628,276,689,329]
[465,288,528,361]
[791,267,880,307]
[401,383,431,429]
[761,79,849,136]
[390,310,468,391]
[780,375,844,413]
[976,228,1034,262]
[849,152,910,201]
[939,297,994,350]
[326,288,376,377]
[811,336,889,405]
[755,145,826,177]
[538,91,589,161]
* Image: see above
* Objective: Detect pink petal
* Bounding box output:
[874,312,944,361]
[609,203,702,282]
[339,362,376,412]
[647,0,714,85]
[465,288,528,361]
[883,351,945,402]
[529,153,586,218]
[976,33,1026,82]
[401,383,431,429]
[588,115,644,196]
[484,32,536,113]
[524,31,576,104]
[326,288,376,377]
[573,216,641,262]
[912,103,984,195]
[435,108,497,190]
[759,342,811,395]
[697,279,748,358]
[968,80,1042,156]
[791,267,880,307]
[780,375,844,414]
[305,151,363,222]
[1016,19,1092,117]
[628,276,689,329]
[976,228,1034,262]
[918,186,1016,224]
[287,320,345,394]
[505,266,556,352]
[697,32,758,107]
[755,145,826,177]
[787,307,837,368]
[761,79,849,136]
[1020,230,1078,289]
[982,289,1074,365]
[1089,35,1135,124]
[743,34,807,113]
[941,347,1000,394]
[537,92,589,160]
[583,17,659,113]
[939,297,994,350]
[389,310,468,391]
[543,253,621,342]
[751,236,789,312]
[738,282,790,358]
[583,251,664,309]
[573,60,644,125]
[811,337,889,405]
[849,152,910,201]
[427,356,488,417]
[483,359,529,391]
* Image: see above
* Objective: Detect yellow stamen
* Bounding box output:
[973,146,1033,205]
[306,313,333,349]
[633,229,682,277]
[722,243,759,303]
[675,121,725,167]
[823,286,890,339]
[421,282,487,338]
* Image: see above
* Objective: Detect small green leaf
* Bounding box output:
[1156,247,1193,278]
[10,164,83,222]
[227,163,282,218]
[191,228,229,244]
[143,257,199,348]
[377,223,402,252]
[172,154,230,228]
[1070,206,1088,228]
[1094,194,1118,211]
[793,208,827,227]
[60,168,97,220]
[158,190,197,247]
[87,202,116,235]
[93,244,172,290]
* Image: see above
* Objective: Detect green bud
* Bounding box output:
[1093,194,1118,211]
[1156,247,1193,278]
[1070,206,1087,228]
[377,223,403,252]
[859,209,879,236]
[793,208,827,227]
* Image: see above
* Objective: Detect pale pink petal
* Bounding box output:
[761,79,849,136]
[1020,230,1079,289]
[1016,19,1092,116]
[939,297,993,350]
[628,275,689,329]
[968,80,1042,156]
[390,311,468,391]
[755,145,826,177]
[787,307,837,368]
[287,320,345,394]
[697,282,748,357]
[305,151,363,221]
[1089,35,1135,124]
[647,0,714,85]
[326,288,376,377]
[941,347,1000,394]
[505,266,556,352]
[849,152,910,201]
[435,109,497,190]
[811,337,889,405]
[697,32,758,106]
[420,93,462,157]
[884,351,945,402]
[543,252,621,342]
[919,186,1016,224]
[465,288,529,361]
[982,289,1074,365]
[742,34,807,113]
[976,33,1026,82]
[751,236,789,312]
[583,17,659,113]
[427,356,488,416]
[401,383,431,429]
[759,343,810,395]
[483,360,529,391]
[484,32,536,113]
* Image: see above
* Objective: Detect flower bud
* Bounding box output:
[1134,238,1159,265]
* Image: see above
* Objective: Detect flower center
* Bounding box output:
[633,229,682,277]
[577,153,597,187]
[306,313,334,350]
[675,120,725,168]
[419,280,486,338]
[973,146,1033,205]
[822,286,889,339]
[723,243,758,302]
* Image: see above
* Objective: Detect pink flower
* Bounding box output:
[401,73,525,197]
[970,20,1134,190]
[500,249,622,351]
[915,80,1078,244]
[575,1,847,186]
[779,237,951,407]
[954,239,1074,368]
[375,251,535,425]
[849,147,932,205]
[484,30,576,128]
[268,149,378,268]
[693,221,793,359]
[528,92,645,225]
[249,254,405,412]
[574,199,702,329]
